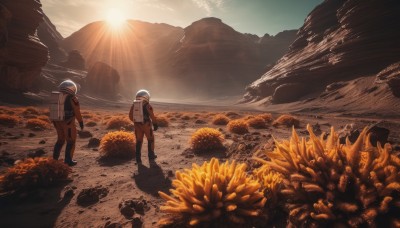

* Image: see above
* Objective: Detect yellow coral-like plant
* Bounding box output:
[190,128,224,152]
[100,131,136,159]
[227,119,249,134]
[255,125,400,227]
[0,157,71,191]
[158,158,266,226]
[212,114,230,125]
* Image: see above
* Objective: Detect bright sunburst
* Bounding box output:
[106,8,127,29]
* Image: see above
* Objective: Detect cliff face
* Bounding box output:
[37,13,66,63]
[0,0,48,92]
[61,18,297,98]
[244,0,400,103]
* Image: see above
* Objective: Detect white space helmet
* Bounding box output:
[135,89,150,102]
[59,80,77,95]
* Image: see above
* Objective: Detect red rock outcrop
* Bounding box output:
[244,0,400,103]
[376,62,400,97]
[60,50,85,70]
[61,18,296,98]
[37,13,66,63]
[85,62,120,97]
[0,0,48,92]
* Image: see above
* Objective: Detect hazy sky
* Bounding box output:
[41,0,323,38]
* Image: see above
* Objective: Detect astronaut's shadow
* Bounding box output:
[132,160,172,196]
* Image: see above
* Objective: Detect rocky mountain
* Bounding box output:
[244,0,400,103]
[0,0,48,92]
[60,18,297,98]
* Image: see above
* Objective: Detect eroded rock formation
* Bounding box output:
[37,13,66,63]
[0,0,48,91]
[375,62,400,97]
[85,62,120,97]
[61,50,85,70]
[244,0,400,103]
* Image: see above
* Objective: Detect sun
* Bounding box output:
[106,8,127,29]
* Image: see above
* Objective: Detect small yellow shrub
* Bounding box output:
[246,117,267,129]
[100,131,136,159]
[0,157,71,191]
[37,115,51,123]
[212,114,230,125]
[106,116,132,130]
[156,115,169,127]
[0,114,20,127]
[22,106,40,115]
[272,114,299,128]
[158,158,266,226]
[227,119,249,134]
[181,114,191,120]
[257,113,273,122]
[26,118,50,131]
[190,128,224,152]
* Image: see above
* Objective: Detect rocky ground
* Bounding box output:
[0,100,399,228]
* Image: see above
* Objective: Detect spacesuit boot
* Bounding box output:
[148,139,157,160]
[136,141,143,164]
[53,141,64,160]
[65,142,77,166]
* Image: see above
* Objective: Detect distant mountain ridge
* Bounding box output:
[60,17,297,98]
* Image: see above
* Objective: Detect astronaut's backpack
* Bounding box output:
[132,100,144,123]
[49,91,69,121]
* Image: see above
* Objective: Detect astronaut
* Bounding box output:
[52,80,84,166]
[129,89,158,164]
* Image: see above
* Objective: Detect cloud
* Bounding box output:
[190,0,226,15]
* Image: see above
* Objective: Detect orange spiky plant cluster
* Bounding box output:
[106,116,133,130]
[158,158,267,226]
[256,125,400,227]
[227,119,249,134]
[25,118,50,131]
[212,114,230,125]
[272,114,299,128]
[0,114,20,127]
[246,116,267,129]
[0,157,71,191]
[190,128,224,152]
[99,131,136,159]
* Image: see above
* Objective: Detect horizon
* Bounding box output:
[41,0,323,38]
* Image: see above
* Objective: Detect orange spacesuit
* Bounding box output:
[52,80,83,166]
[129,90,158,164]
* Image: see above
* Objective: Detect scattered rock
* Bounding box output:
[119,202,135,218]
[195,119,206,124]
[77,186,109,206]
[167,170,174,177]
[78,130,93,138]
[367,124,390,146]
[104,221,122,228]
[28,133,36,137]
[88,138,100,148]
[119,198,150,218]
[62,186,75,200]
[27,149,46,158]
[131,216,143,228]
[39,140,46,144]
[338,124,360,144]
